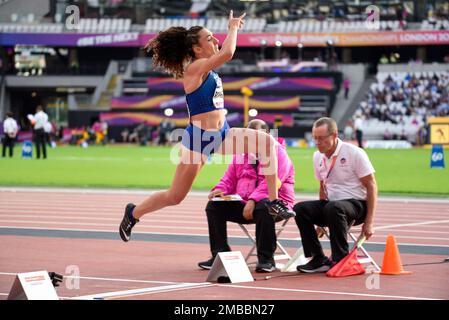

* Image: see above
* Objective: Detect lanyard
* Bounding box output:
[321,155,338,200]
[323,155,338,180]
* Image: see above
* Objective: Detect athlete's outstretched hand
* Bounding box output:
[228,10,245,30]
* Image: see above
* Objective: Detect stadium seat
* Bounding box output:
[278,21,286,33]
[111,19,118,32]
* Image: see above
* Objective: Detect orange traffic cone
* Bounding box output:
[381,235,412,275]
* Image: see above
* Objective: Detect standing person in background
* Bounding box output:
[57,125,64,145]
[2,112,19,158]
[354,115,364,148]
[44,120,53,148]
[158,119,172,146]
[32,105,48,159]
[343,78,350,99]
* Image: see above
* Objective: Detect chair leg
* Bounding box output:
[239,219,292,267]
[238,224,257,263]
[348,232,381,272]
[274,219,292,262]
[319,222,380,272]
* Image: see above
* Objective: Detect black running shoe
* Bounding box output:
[297,256,333,273]
[119,203,139,242]
[198,257,215,270]
[267,199,296,221]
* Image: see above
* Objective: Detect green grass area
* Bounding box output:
[0,145,448,196]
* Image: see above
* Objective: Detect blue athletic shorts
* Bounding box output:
[181,120,230,156]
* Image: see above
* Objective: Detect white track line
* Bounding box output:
[3,211,449,226]
[375,219,449,231]
[0,272,178,285]
[222,284,441,300]
[72,282,214,300]
[0,214,208,224]
[0,225,211,237]
[1,187,449,203]
[0,187,211,197]
[3,209,449,220]
[0,219,211,231]
[3,214,449,226]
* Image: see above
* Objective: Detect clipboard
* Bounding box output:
[211,194,243,201]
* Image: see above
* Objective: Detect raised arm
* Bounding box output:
[187,11,245,76]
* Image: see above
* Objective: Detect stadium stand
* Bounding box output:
[2,17,447,34]
[75,18,132,33]
[354,69,449,142]
[1,0,449,144]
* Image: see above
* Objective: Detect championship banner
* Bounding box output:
[225,30,449,47]
[2,30,449,47]
[143,30,449,47]
[0,32,141,46]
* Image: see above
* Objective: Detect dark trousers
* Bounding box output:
[2,135,15,157]
[45,132,52,147]
[205,199,276,264]
[356,129,363,148]
[34,129,47,159]
[294,199,367,262]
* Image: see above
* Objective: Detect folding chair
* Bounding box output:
[317,221,380,272]
[238,218,291,269]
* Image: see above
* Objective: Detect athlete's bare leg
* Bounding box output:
[133,146,206,219]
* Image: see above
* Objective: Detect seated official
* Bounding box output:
[198,119,296,273]
[294,117,377,273]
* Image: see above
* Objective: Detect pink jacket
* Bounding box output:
[211,139,296,209]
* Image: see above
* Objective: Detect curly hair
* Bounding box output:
[144,26,203,79]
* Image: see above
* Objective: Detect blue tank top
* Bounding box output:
[185,71,224,117]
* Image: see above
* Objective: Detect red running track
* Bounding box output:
[0,187,448,300]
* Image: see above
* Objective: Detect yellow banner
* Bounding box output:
[431,124,449,144]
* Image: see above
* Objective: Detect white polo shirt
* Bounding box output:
[3,117,18,136]
[313,139,375,201]
[44,121,52,133]
[354,117,363,131]
[34,111,48,130]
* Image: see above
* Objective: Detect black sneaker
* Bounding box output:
[119,203,139,242]
[297,255,333,273]
[198,257,215,270]
[255,261,276,273]
[267,199,296,221]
